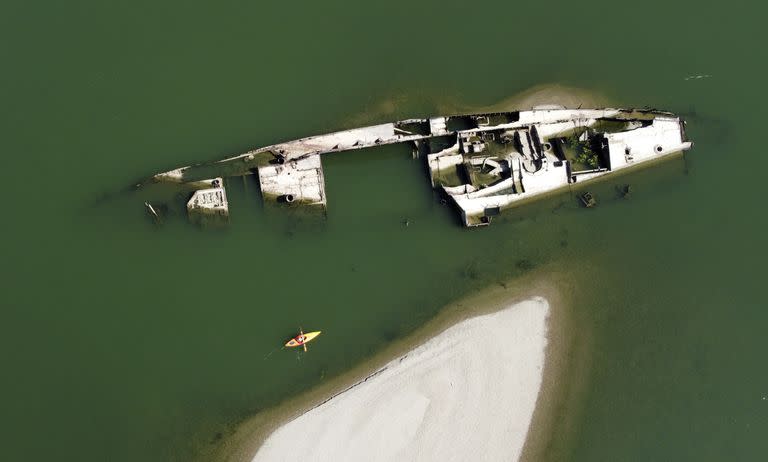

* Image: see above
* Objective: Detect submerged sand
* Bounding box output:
[344,82,611,127]
[251,297,550,462]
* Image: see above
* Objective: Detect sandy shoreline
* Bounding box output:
[252,297,550,462]
[199,263,589,462]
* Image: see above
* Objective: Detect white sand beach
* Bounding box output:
[251,297,550,462]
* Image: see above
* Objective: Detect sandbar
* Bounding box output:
[251,297,550,462]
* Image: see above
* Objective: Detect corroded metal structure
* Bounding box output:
[145,106,692,226]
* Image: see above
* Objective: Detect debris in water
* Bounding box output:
[684,74,711,81]
[144,202,160,224]
[580,192,597,208]
[620,184,632,199]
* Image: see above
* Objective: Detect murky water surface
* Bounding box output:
[1,1,766,460]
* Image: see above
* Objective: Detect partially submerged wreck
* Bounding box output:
[146,106,692,226]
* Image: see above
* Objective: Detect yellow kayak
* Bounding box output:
[285,330,322,349]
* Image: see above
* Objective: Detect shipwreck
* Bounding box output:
[143,105,692,227]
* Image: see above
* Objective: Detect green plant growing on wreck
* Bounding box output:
[566,134,600,169]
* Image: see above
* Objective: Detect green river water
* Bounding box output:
[2,1,767,461]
